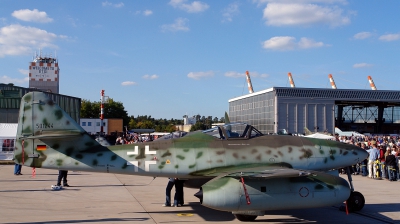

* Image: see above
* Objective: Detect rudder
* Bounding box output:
[14,91,98,168]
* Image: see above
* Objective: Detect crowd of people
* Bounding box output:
[115,133,156,145]
[337,134,400,181]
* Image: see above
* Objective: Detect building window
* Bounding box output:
[96,122,100,126]
[82,122,86,126]
[103,122,106,126]
[88,122,92,126]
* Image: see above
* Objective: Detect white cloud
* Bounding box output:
[12,9,53,23]
[143,10,153,16]
[255,0,348,4]
[252,72,269,78]
[0,24,59,57]
[0,69,29,84]
[353,31,371,40]
[263,3,350,27]
[0,75,29,84]
[225,71,244,78]
[263,36,297,50]
[262,36,326,51]
[353,63,373,68]
[102,1,124,8]
[143,74,159,79]
[222,3,240,22]
[298,37,324,48]
[379,33,400,42]
[187,71,214,80]
[121,81,137,86]
[18,69,29,75]
[169,0,209,13]
[161,18,189,32]
[225,71,269,78]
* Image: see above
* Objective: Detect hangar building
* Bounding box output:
[228,87,400,135]
[0,83,81,123]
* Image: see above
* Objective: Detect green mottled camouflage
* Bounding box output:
[14,92,368,180]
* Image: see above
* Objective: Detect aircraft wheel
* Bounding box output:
[347,191,365,212]
[234,214,257,222]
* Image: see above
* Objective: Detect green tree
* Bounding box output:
[136,120,154,129]
[80,99,100,118]
[128,117,136,129]
[104,99,129,126]
[213,117,219,123]
[80,98,129,127]
[165,124,177,133]
[190,121,207,131]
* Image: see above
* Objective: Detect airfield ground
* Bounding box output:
[0,164,399,224]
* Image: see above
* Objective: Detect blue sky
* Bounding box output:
[1,0,400,120]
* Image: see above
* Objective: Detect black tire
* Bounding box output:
[234,214,257,222]
[347,191,365,212]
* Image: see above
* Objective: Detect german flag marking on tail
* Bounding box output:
[37,145,47,151]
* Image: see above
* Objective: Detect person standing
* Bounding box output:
[378,146,387,179]
[385,150,397,181]
[360,143,368,176]
[163,178,175,207]
[57,170,69,187]
[173,179,184,207]
[14,163,22,175]
[366,142,380,179]
[163,178,185,207]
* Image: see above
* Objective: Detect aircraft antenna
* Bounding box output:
[328,74,337,89]
[288,72,295,88]
[367,76,377,90]
[245,71,254,93]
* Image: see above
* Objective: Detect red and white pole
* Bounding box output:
[328,74,337,89]
[288,72,295,88]
[245,71,254,93]
[367,76,377,90]
[100,90,104,135]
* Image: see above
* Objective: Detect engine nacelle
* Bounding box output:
[198,172,350,212]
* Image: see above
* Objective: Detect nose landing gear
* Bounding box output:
[346,191,365,212]
[345,167,365,212]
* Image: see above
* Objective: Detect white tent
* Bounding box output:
[0,123,18,160]
[303,133,336,140]
[0,123,18,138]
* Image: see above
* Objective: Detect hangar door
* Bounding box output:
[278,101,334,134]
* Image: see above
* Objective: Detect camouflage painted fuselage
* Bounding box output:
[14,92,367,180]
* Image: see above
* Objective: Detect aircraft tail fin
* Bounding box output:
[14,91,99,167]
[224,111,230,124]
[304,127,313,135]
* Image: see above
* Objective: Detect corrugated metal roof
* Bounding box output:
[229,87,400,102]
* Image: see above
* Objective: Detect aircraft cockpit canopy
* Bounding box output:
[203,122,263,140]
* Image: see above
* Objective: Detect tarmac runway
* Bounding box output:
[0,164,399,224]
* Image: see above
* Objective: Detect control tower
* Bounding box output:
[29,51,60,93]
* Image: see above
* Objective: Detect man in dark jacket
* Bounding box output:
[385,152,397,181]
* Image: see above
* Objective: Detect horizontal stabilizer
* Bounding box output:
[20,130,83,140]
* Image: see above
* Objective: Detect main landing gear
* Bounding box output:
[345,167,365,212]
[234,214,257,222]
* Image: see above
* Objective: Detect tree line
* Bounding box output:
[80,99,226,132]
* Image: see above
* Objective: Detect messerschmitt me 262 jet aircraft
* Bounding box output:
[14,92,368,222]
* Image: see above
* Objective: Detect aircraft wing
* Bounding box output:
[192,164,314,180]
[222,167,313,179]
